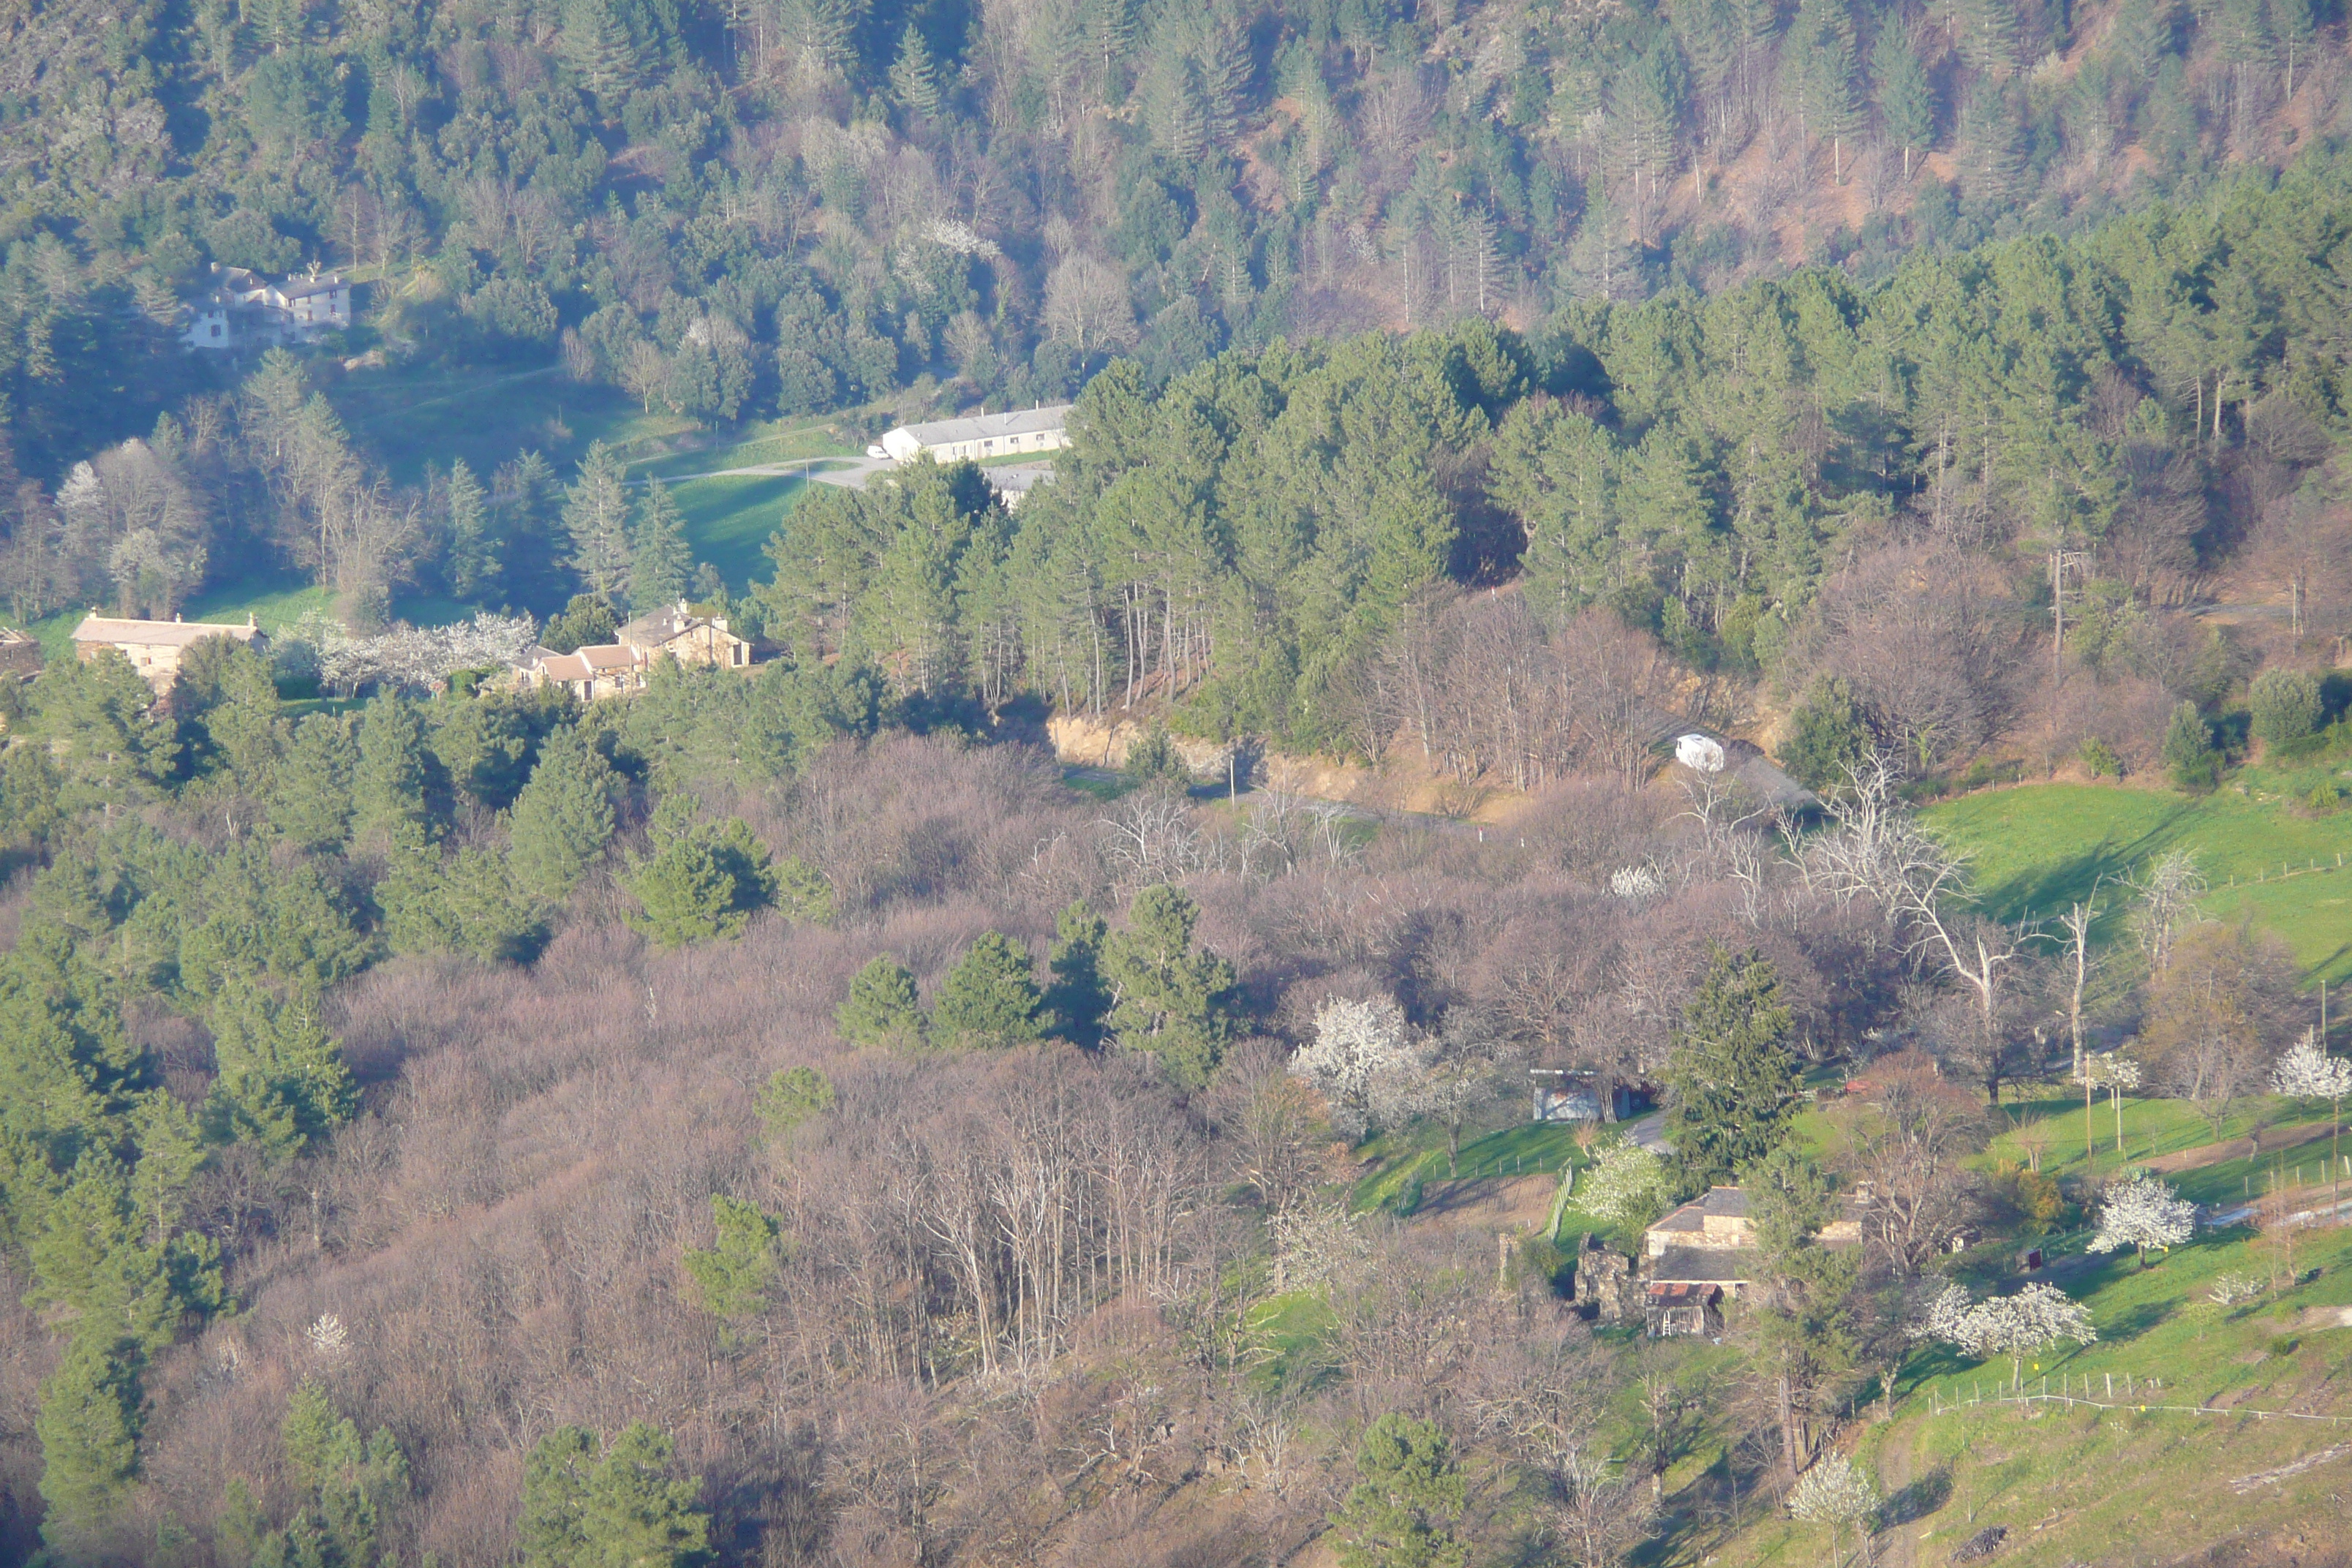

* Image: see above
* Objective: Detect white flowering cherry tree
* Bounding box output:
[1918,1281,2095,1392]
[2273,1029,2352,1210]
[2088,1175,2197,1269]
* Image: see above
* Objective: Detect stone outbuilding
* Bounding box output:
[1572,1235,1640,1326]
[0,627,42,681]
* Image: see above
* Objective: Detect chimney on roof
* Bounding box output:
[247,612,257,629]
[174,612,182,622]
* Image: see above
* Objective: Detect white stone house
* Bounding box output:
[180,265,354,352]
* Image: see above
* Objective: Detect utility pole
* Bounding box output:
[2051,547,2092,679]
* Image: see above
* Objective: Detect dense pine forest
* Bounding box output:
[7,0,2352,489]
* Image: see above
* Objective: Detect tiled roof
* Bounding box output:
[535,652,592,682]
[1647,1246,1757,1284]
[619,603,730,646]
[1646,1281,1724,1301]
[72,614,262,649]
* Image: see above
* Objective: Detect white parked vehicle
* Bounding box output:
[865,443,889,460]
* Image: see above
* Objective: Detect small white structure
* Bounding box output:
[881,404,1073,464]
[1675,733,1727,773]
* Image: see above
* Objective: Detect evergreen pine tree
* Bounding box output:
[1662,947,1801,1194]
[627,482,693,614]
[563,441,634,600]
[543,593,621,654]
[1796,0,1861,181]
[1955,0,2019,75]
[622,804,781,946]
[837,954,926,1049]
[2274,0,2314,97]
[1044,900,1112,1047]
[354,692,433,849]
[188,642,284,796]
[1192,15,1249,148]
[1327,1414,1468,1568]
[933,932,1045,1048]
[31,649,179,811]
[279,1379,409,1568]
[520,1424,713,1568]
[1956,80,2027,207]
[1085,0,1134,105]
[755,1065,835,1139]
[1780,676,1874,792]
[1743,1145,1861,1480]
[578,1424,711,1568]
[521,1427,600,1568]
[889,23,942,117]
[500,449,563,603]
[34,1334,143,1545]
[2163,700,2220,791]
[1874,24,1934,181]
[559,0,647,108]
[206,976,358,1160]
[682,1195,783,1322]
[271,713,357,852]
[508,725,617,902]
[445,457,500,600]
[1101,885,1237,1089]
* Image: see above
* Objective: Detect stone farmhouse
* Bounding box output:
[1635,1185,1868,1337]
[881,404,1072,464]
[511,602,751,702]
[71,613,267,694]
[180,265,353,353]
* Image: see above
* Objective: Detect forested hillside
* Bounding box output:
[10,0,2352,1560]
[4,0,2351,491]
[770,150,2352,779]
[2,603,2349,1568]
[19,151,2352,788]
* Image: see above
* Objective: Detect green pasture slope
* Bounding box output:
[1922,782,2352,982]
[323,359,867,596]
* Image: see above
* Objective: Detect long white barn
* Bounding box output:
[881,404,1073,464]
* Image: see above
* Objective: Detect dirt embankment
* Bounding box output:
[1044,712,1531,820]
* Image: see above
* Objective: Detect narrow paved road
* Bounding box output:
[623,456,888,488]
[1620,1109,1670,1152]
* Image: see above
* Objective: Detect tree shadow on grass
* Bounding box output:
[1968,805,2202,925]
[1882,1466,1953,1526]
[2098,1299,2174,1341]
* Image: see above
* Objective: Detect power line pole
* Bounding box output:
[2051,547,2092,679]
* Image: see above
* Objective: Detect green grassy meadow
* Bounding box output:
[320,358,868,600]
[660,474,804,591]
[1921,782,2352,981]
[1348,1120,1587,1214]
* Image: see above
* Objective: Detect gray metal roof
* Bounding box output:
[893,404,1072,448]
